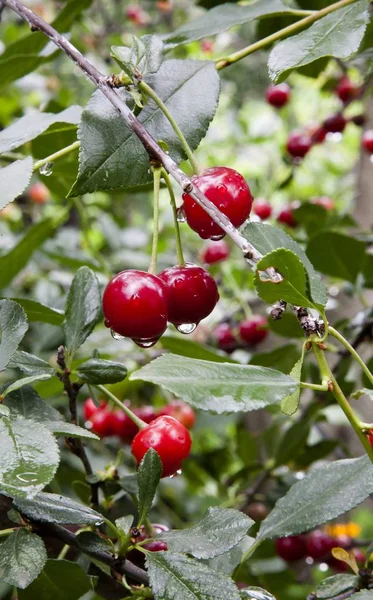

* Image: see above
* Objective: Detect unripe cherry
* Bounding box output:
[159,400,196,429]
[29,182,50,205]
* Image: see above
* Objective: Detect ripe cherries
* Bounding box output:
[201,240,230,264]
[182,167,253,239]
[266,83,290,108]
[362,130,373,154]
[286,132,312,158]
[239,315,268,345]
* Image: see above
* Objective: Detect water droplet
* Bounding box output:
[104,318,111,328]
[135,337,159,348]
[16,471,38,483]
[176,206,186,223]
[169,468,182,479]
[210,234,225,241]
[39,161,54,176]
[110,329,125,340]
[240,587,275,600]
[176,323,197,334]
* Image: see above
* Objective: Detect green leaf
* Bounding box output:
[275,419,311,466]
[258,455,373,540]
[0,300,28,372]
[147,552,241,600]
[160,336,236,363]
[8,351,56,376]
[6,299,64,326]
[69,60,220,195]
[0,157,33,210]
[240,587,275,599]
[111,35,164,76]
[350,593,373,599]
[316,574,359,599]
[18,559,91,600]
[63,267,101,356]
[255,249,317,309]
[267,313,304,339]
[76,358,127,384]
[130,354,298,414]
[2,374,54,397]
[163,0,297,48]
[158,507,253,559]
[250,344,300,374]
[3,386,63,423]
[44,422,99,440]
[281,350,304,416]
[14,492,104,525]
[268,1,369,82]
[0,529,47,589]
[306,232,366,284]
[76,530,113,554]
[137,449,163,527]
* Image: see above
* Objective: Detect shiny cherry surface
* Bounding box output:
[201,240,230,264]
[336,76,356,103]
[286,132,312,158]
[253,198,272,220]
[83,397,106,421]
[266,83,290,108]
[159,400,196,429]
[239,316,268,345]
[305,530,334,559]
[323,113,347,133]
[111,406,158,441]
[90,408,114,438]
[276,536,307,562]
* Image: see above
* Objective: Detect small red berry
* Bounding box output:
[253,198,272,220]
[368,430,373,446]
[29,182,50,205]
[286,132,312,158]
[112,406,157,442]
[83,398,106,421]
[277,206,297,228]
[336,76,356,103]
[131,415,192,477]
[323,113,347,133]
[182,166,253,239]
[127,524,168,567]
[159,400,196,429]
[136,406,158,424]
[306,531,335,560]
[126,5,148,25]
[310,126,327,144]
[362,130,373,154]
[276,536,307,562]
[200,240,230,265]
[266,83,291,108]
[311,197,335,211]
[102,270,168,347]
[213,322,237,352]
[90,408,114,438]
[200,40,213,54]
[159,264,219,328]
[239,316,268,346]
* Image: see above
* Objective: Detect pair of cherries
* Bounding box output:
[214,315,268,352]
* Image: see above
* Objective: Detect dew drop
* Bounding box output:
[210,234,225,241]
[16,471,38,483]
[110,329,125,341]
[135,337,159,348]
[169,468,182,479]
[176,322,197,334]
[240,587,275,600]
[39,161,54,176]
[176,206,186,223]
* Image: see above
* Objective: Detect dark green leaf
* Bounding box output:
[18,559,91,600]
[137,449,162,526]
[8,350,56,376]
[6,299,64,326]
[0,158,33,210]
[258,456,373,540]
[316,574,359,599]
[14,492,104,525]
[0,300,28,372]
[3,386,63,423]
[130,354,298,414]
[111,35,164,76]
[0,529,46,589]
[267,313,304,339]
[76,531,113,554]
[306,232,366,283]
[281,352,304,416]
[275,420,310,466]
[160,336,236,363]
[3,374,54,397]
[44,422,99,440]
[240,587,275,599]
[77,358,127,384]
[158,507,253,559]
[350,593,373,599]
[249,344,300,374]
[63,267,101,356]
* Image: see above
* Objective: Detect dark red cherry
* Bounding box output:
[200,240,230,265]
[159,263,219,327]
[286,132,312,158]
[213,322,237,352]
[336,76,356,103]
[323,113,347,133]
[253,198,272,220]
[131,415,192,477]
[90,408,114,438]
[266,83,291,108]
[310,126,327,144]
[239,316,268,345]
[277,206,297,228]
[362,130,373,154]
[350,114,365,127]
[102,270,168,347]
[182,167,253,239]
[306,530,334,559]
[127,523,169,567]
[159,400,196,429]
[83,397,106,421]
[369,430,373,446]
[112,405,158,442]
[276,536,307,561]
[311,197,335,211]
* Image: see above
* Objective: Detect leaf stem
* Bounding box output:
[215,0,357,70]
[161,168,185,266]
[95,384,147,430]
[329,326,373,387]
[33,141,80,172]
[148,166,162,275]
[139,80,199,174]
[300,381,329,392]
[0,527,17,537]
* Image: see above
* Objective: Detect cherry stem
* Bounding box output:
[33,140,80,172]
[162,168,185,267]
[148,165,162,275]
[95,385,147,430]
[0,528,17,538]
[329,326,373,387]
[300,381,329,392]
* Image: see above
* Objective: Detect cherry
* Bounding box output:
[323,113,347,133]
[239,316,268,345]
[277,206,297,228]
[306,531,334,559]
[127,524,168,567]
[336,76,356,103]
[245,502,269,521]
[111,406,158,441]
[286,132,312,158]
[276,536,307,561]
[200,240,230,265]
[182,166,253,239]
[350,114,365,127]
[158,264,219,328]
[159,400,196,430]
[253,198,272,220]
[90,408,114,438]
[29,182,49,205]
[266,83,291,108]
[213,322,237,352]
[310,126,327,145]
[311,197,335,211]
[368,430,373,446]
[102,270,168,347]
[131,415,192,477]
[126,5,148,25]
[362,130,373,154]
[83,397,106,421]
[200,40,214,54]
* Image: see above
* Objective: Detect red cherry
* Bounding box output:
[213,322,237,352]
[368,430,373,446]
[131,415,192,477]
[253,198,272,220]
[90,408,114,438]
[126,5,148,25]
[239,316,268,345]
[311,197,335,211]
[102,270,168,347]
[136,406,158,424]
[277,206,297,228]
[83,398,106,421]
[310,126,327,144]
[200,240,230,265]
[127,523,168,567]
[182,167,253,239]
[159,400,196,429]
[306,531,335,560]
[350,114,365,127]
[286,132,312,158]
[276,536,307,561]
[200,40,214,54]
[336,76,356,103]
[112,405,158,441]
[332,535,351,549]
[159,263,219,327]
[29,182,49,205]
[323,113,347,133]
[266,83,291,108]
[362,130,373,154]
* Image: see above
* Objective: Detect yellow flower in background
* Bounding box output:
[324,523,362,538]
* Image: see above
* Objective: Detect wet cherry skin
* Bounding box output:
[253,198,272,220]
[159,400,196,429]
[111,406,157,441]
[362,130,373,154]
[239,316,268,345]
[266,83,291,108]
[276,536,307,561]
[286,132,312,158]
[323,113,347,133]
[201,240,230,264]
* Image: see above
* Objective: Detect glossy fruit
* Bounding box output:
[362,130,373,154]
[336,76,356,103]
[83,397,106,421]
[214,322,237,352]
[311,197,335,211]
[276,536,307,562]
[310,126,327,144]
[102,270,168,347]
[29,182,49,204]
[266,83,290,108]
[159,263,219,327]
[253,198,272,220]
[306,531,334,559]
[323,113,347,133]
[90,408,114,438]
[182,167,253,239]
[159,400,196,429]
[286,132,312,158]
[277,206,297,228]
[201,240,230,265]
[127,523,169,567]
[239,316,268,345]
[112,406,158,441]
[131,415,192,477]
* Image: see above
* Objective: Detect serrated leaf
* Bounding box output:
[7,298,64,326]
[76,358,127,384]
[160,335,236,363]
[0,529,47,589]
[76,530,113,554]
[258,455,373,540]
[112,35,164,76]
[137,449,162,526]
[316,574,359,599]
[307,232,366,284]
[147,552,240,600]
[0,300,28,372]
[44,421,99,440]
[14,492,104,525]
[2,373,54,397]
[350,593,373,599]
[70,60,220,195]
[130,354,298,414]
[158,507,253,559]
[8,350,56,376]
[3,386,64,423]
[268,1,369,82]
[18,559,91,600]
[0,416,59,499]
[281,349,305,416]
[63,267,101,356]
[0,157,33,210]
